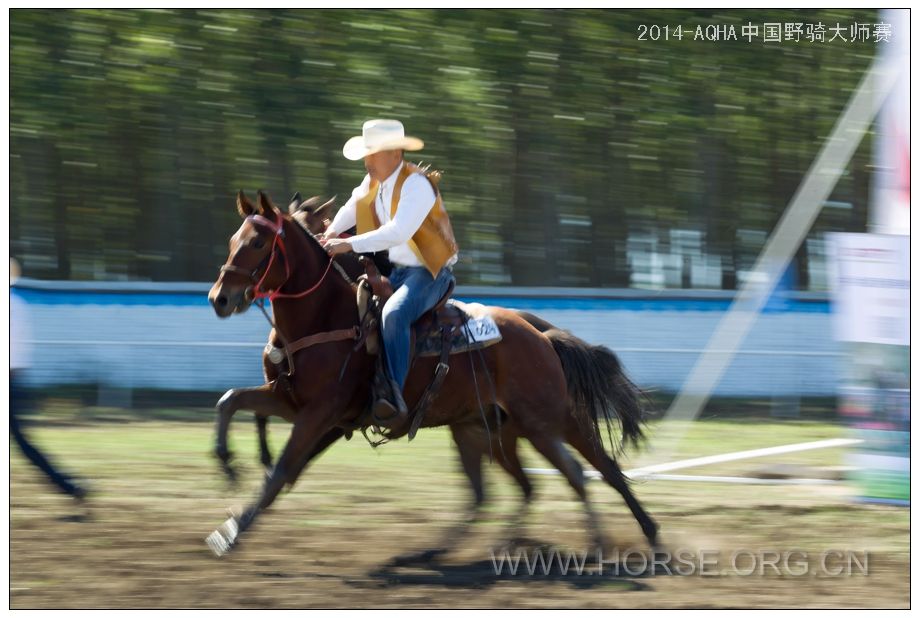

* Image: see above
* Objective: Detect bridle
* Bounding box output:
[219,211,335,303]
[217,209,361,394]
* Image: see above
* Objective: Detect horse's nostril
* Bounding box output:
[216,295,228,307]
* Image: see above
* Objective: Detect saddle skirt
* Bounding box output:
[412,299,502,358]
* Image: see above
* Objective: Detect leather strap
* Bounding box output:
[283,326,361,357]
[408,324,454,440]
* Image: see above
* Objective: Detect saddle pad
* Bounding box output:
[414,300,502,358]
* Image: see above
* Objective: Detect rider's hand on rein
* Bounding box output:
[322,238,353,256]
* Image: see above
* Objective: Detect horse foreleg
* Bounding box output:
[207,412,333,557]
[490,422,535,545]
[206,461,287,557]
[284,426,345,488]
[492,419,533,502]
[451,423,487,508]
[215,385,295,483]
[256,416,272,470]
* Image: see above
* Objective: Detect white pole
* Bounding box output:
[523,438,862,483]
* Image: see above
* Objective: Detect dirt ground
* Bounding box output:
[9,420,910,609]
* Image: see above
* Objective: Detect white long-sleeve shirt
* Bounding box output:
[328,162,458,268]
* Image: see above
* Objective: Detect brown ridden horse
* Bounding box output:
[206,190,658,556]
[245,193,563,478]
[225,194,561,538]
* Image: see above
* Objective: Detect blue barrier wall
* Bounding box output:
[12,281,840,396]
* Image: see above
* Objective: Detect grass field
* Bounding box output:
[10,414,910,608]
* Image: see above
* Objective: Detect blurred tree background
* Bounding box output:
[10,8,881,288]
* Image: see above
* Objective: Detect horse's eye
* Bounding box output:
[253,239,265,250]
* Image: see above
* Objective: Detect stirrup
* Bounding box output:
[372,398,408,428]
[371,372,407,425]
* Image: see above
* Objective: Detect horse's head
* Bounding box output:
[288,192,335,235]
[209,190,293,318]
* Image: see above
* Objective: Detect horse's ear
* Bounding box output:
[237,190,256,218]
[294,195,323,213]
[313,195,336,219]
[288,192,302,213]
[257,190,280,216]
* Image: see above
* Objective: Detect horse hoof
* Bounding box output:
[206,516,239,557]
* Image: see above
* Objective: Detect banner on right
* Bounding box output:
[829,232,909,505]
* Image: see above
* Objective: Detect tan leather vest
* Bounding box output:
[355,162,458,278]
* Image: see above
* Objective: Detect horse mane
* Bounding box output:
[283,209,356,287]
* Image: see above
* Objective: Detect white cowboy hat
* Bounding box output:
[342,119,424,161]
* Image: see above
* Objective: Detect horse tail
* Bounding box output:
[543,328,646,453]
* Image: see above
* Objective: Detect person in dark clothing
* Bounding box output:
[10,258,86,501]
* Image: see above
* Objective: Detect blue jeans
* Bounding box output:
[382,265,455,390]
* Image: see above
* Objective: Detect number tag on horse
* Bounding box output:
[465,315,500,344]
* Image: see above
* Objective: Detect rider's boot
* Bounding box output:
[372,376,409,429]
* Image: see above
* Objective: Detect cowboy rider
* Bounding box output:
[320,119,458,426]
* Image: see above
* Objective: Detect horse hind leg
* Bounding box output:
[453,416,534,504]
[436,424,488,549]
[524,430,605,548]
[424,421,536,559]
[451,416,536,551]
[565,421,659,548]
[389,422,486,566]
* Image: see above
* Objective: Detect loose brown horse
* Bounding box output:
[206,190,658,556]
